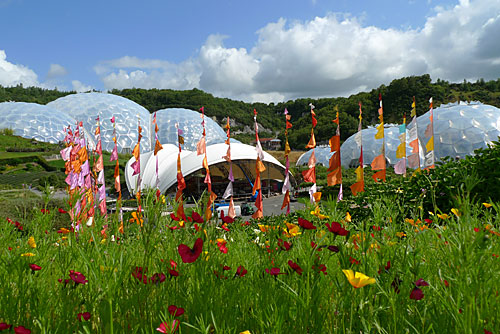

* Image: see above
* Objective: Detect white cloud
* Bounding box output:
[47,64,68,79]
[0,50,39,87]
[96,0,500,102]
[71,80,93,93]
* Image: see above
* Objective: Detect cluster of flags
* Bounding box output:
[59,96,436,226]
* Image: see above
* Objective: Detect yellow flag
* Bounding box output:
[426,136,434,152]
[396,143,406,159]
[375,123,384,139]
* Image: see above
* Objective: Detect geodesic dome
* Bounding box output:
[0,102,76,143]
[296,146,334,167]
[416,101,500,159]
[337,101,500,169]
[155,108,235,151]
[48,92,151,153]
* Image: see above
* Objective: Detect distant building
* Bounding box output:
[254,138,281,150]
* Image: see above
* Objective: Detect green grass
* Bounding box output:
[0,189,498,333]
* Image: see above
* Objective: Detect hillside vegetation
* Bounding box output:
[2,75,500,149]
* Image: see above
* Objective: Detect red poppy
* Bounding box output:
[241,221,251,226]
[178,238,203,263]
[311,241,318,250]
[58,208,67,214]
[170,213,180,221]
[40,209,49,214]
[278,239,292,251]
[156,320,180,333]
[29,264,42,271]
[349,256,360,265]
[191,211,203,224]
[132,267,148,283]
[235,265,248,277]
[170,260,177,270]
[372,225,382,231]
[484,329,492,334]
[414,278,429,287]
[298,217,316,230]
[288,260,303,275]
[474,227,480,232]
[77,312,91,321]
[169,269,179,277]
[221,224,230,232]
[151,273,166,284]
[194,224,201,232]
[0,323,11,330]
[443,279,449,287]
[14,326,31,334]
[217,240,228,254]
[326,222,349,236]
[69,270,88,285]
[410,287,424,300]
[168,305,185,317]
[265,267,286,276]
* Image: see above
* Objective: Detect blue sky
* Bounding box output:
[1,0,499,102]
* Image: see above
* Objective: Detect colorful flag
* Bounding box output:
[407,97,421,172]
[198,107,217,221]
[371,94,386,182]
[327,106,342,190]
[222,117,236,218]
[94,116,107,217]
[302,103,320,203]
[281,108,292,214]
[424,97,435,169]
[350,102,364,195]
[395,114,407,176]
[252,109,265,219]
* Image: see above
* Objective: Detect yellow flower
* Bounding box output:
[21,252,35,257]
[310,206,329,220]
[28,236,36,248]
[161,195,166,204]
[178,220,185,227]
[240,331,251,334]
[483,202,492,208]
[258,224,270,233]
[284,223,301,237]
[216,238,226,244]
[395,232,406,238]
[451,208,461,217]
[437,213,450,220]
[345,212,352,223]
[342,269,376,288]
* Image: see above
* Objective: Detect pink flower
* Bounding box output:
[156,320,180,333]
[0,323,12,331]
[235,265,248,278]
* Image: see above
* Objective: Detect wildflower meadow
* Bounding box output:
[1,182,499,333]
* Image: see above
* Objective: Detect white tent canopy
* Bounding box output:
[125,142,287,195]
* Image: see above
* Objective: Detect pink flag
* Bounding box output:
[81,160,90,175]
[131,160,141,176]
[97,170,105,184]
[223,182,233,199]
[337,184,343,202]
[228,197,236,219]
[228,165,234,182]
[60,147,71,161]
[407,154,419,168]
[84,174,92,189]
[110,146,118,162]
[98,185,106,200]
[110,116,115,123]
[99,199,107,215]
[394,159,407,175]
